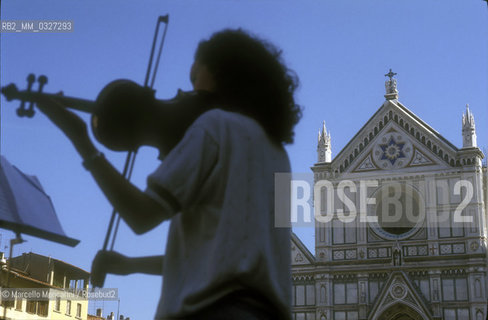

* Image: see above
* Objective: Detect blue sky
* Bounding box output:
[1,1,487,319]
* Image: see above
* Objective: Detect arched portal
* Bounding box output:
[376,303,427,320]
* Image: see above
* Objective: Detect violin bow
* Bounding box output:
[101,14,170,254]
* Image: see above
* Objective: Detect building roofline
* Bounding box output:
[1,266,57,288]
[331,99,459,166]
[394,100,458,151]
[12,252,89,277]
[291,232,316,263]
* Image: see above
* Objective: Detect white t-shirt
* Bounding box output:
[145,109,292,320]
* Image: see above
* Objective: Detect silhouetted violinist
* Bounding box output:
[3,28,302,320]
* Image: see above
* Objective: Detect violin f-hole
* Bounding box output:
[16,74,35,117]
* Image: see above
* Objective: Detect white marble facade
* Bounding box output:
[292,76,487,320]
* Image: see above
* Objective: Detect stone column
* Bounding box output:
[358,273,369,320]
[429,270,442,318]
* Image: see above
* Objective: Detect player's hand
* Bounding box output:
[36,92,96,158]
[91,250,132,287]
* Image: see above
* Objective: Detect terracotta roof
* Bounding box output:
[1,267,55,288]
[15,252,89,276]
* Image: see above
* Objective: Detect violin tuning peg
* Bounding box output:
[12,74,39,118]
[27,74,36,85]
[36,75,48,93]
[24,108,35,118]
[26,75,48,117]
[24,74,47,117]
[16,107,26,117]
[25,74,35,93]
[37,75,48,85]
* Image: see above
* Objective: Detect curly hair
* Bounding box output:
[194,29,302,145]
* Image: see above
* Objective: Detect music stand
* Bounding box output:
[0,155,79,247]
[0,156,80,319]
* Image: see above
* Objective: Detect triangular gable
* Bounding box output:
[331,99,459,175]
[348,122,447,174]
[368,271,433,320]
[291,233,315,266]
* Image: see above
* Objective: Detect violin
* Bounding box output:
[1,74,216,155]
[1,15,179,288]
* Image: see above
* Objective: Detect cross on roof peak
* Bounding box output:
[385,69,397,81]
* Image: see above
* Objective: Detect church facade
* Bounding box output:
[291,73,487,320]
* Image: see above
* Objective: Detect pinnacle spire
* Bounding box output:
[462,104,477,148]
[317,121,331,163]
[322,121,328,140]
[462,104,475,128]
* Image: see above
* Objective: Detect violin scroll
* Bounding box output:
[9,74,49,118]
[1,83,20,102]
[1,74,50,118]
[1,75,94,115]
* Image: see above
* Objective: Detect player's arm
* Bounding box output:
[91,251,164,276]
[35,97,176,234]
[90,251,164,287]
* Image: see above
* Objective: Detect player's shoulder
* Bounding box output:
[192,108,271,146]
[195,108,258,129]
[197,108,244,122]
